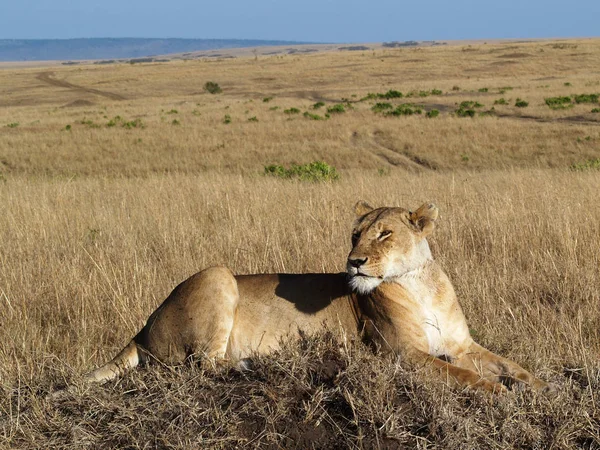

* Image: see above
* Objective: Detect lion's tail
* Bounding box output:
[84,338,143,384]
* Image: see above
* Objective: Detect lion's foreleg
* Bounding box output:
[404,348,507,393]
[454,342,553,393]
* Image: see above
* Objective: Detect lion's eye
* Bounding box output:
[378,230,392,240]
[351,232,360,245]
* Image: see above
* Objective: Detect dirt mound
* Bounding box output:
[8,332,597,448]
[61,99,95,108]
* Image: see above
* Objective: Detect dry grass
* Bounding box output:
[1,39,600,177]
[1,39,600,448]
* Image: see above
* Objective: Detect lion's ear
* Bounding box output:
[409,203,439,236]
[354,201,373,217]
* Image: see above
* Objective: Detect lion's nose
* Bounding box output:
[348,257,368,268]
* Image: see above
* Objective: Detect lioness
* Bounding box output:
[86,202,552,394]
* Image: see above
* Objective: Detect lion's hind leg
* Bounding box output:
[84,266,240,384]
[143,266,241,366]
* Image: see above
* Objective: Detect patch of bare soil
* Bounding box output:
[488,60,520,66]
[494,111,600,126]
[350,129,437,172]
[36,72,125,101]
[61,99,95,108]
[497,52,532,58]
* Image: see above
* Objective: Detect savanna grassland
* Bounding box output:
[1,39,600,449]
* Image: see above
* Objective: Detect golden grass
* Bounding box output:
[1,39,600,447]
[1,39,600,177]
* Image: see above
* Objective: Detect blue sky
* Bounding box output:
[2,0,599,42]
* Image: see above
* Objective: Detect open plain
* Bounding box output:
[1,39,600,448]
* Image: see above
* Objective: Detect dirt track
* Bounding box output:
[36,71,126,100]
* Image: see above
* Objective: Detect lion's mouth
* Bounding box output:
[348,268,382,279]
[347,272,384,294]
[347,266,382,279]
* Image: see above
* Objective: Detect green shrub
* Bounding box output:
[573,94,599,104]
[204,81,222,94]
[460,101,483,108]
[124,119,144,129]
[312,102,325,109]
[192,109,201,116]
[106,116,123,127]
[80,118,101,128]
[303,112,325,120]
[571,158,600,170]
[575,136,591,143]
[264,161,339,182]
[564,82,572,86]
[65,124,72,131]
[6,122,19,128]
[591,108,600,113]
[264,164,288,178]
[545,96,573,109]
[478,88,489,93]
[171,119,180,126]
[455,101,483,117]
[385,104,422,116]
[359,93,378,101]
[371,102,393,113]
[223,114,231,124]
[431,89,443,95]
[269,106,279,111]
[247,116,259,122]
[360,90,404,101]
[494,98,508,105]
[457,109,476,118]
[263,97,273,103]
[166,109,178,114]
[326,104,346,114]
[515,98,529,108]
[380,89,403,99]
[406,90,429,98]
[426,109,440,118]
[284,107,301,114]
[452,85,460,91]
[107,116,145,129]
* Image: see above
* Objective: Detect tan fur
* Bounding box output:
[86,202,553,394]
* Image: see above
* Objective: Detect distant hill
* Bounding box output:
[0,38,313,62]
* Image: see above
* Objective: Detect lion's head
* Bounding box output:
[346,201,439,294]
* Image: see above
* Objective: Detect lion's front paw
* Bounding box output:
[539,382,559,396]
[473,379,508,394]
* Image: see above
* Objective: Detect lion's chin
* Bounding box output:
[348,275,382,295]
